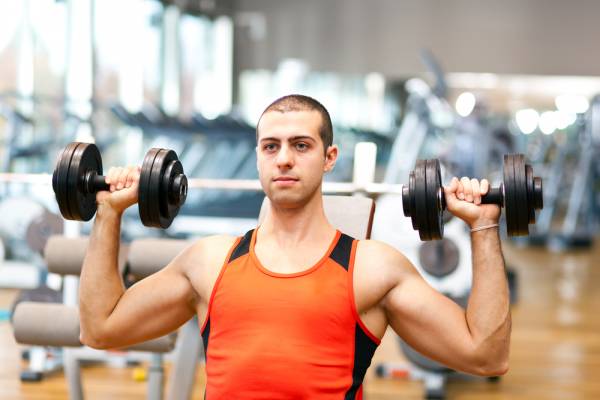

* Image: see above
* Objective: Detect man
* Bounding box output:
[79,94,510,399]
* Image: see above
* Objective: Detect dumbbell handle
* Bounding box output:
[440,184,504,209]
[83,170,110,193]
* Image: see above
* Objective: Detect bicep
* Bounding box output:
[101,263,197,348]
[383,268,478,373]
[96,234,236,349]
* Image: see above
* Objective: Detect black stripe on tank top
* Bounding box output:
[329,233,354,271]
[228,229,253,262]
[344,324,378,399]
[201,318,211,360]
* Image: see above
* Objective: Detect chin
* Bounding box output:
[268,192,305,209]
[267,187,320,209]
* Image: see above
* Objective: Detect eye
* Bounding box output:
[295,142,309,151]
[263,143,278,152]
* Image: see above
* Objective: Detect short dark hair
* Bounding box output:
[257,94,333,155]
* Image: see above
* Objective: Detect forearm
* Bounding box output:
[466,226,511,370]
[79,204,125,341]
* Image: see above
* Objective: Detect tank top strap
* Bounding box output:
[228,229,254,263]
[329,232,356,271]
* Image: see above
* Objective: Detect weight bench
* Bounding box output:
[12,235,183,400]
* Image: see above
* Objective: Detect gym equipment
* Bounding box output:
[51,142,188,228]
[0,196,63,258]
[549,95,599,250]
[402,154,543,240]
[12,235,177,397]
[418,238,460,278]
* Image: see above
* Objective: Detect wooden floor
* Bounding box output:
[1,238,599,399]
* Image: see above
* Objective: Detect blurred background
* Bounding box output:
[0,1,598,399]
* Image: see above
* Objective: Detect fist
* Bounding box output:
[444,177,501,228]
[96,166,141,214]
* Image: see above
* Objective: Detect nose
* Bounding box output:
[276,144,294,169]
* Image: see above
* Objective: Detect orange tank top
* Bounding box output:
[200,228,381,399]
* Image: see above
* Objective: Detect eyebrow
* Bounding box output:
[259,136,316,143]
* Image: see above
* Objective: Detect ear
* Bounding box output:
[323,145,338,173]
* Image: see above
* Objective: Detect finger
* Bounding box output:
[127,166,140,188]
[132,166,141,185]
[444,176,459,193]
[106,167,117,191]
[443,177,460,208]
[125,166,135,188]
[480,179,490,195]
[461,177,473,202]
[471,178,481,205]
[116,167,130,190]
[105,167,115,185]
[109,167,123,192]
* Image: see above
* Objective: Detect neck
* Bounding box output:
[259,189,335,246]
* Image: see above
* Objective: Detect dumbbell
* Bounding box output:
[52,142,187,228]
[402,154,543,240]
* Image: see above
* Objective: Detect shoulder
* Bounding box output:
[355,239,411,267]
[185,234,240,265]
[176,234,240,297]
[171,234,238,274]
[354,239,417,282]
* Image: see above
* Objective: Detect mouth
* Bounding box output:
[273,176,299,186]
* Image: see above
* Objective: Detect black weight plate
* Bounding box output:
[158,151,182,228]
[407,171,418,230]
[69,143,102,221]
[525,164,535,224]
[139,148,161,227]
[53,142,78,220]
[503,154,518,236]
[148,149,166,228]
[402,183,411,217]
[513,154,528,235]
[425,159,443,240]
[66,143,86,220]
[414,160,431,240]
[160,157,185,223]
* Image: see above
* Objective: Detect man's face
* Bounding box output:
[256,110,337,208]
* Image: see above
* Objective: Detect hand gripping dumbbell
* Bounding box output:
[402,154,543,240]
[52,142,187,228]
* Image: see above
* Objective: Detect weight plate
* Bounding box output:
[157,150,182,228]
[414,160,431,240]
[425,159,443,240]
[503,154,518,236]
[71,143,102,221]
[418,238,460,278]
[402,183,411,217]
[525,164,535,224]
[67,143,86,220]
[139,148,161,227]
[513,154,529,235]
[148,149,166,227]
[160,156,185,225]
[406,171,418,230]
[53,142,79,220]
